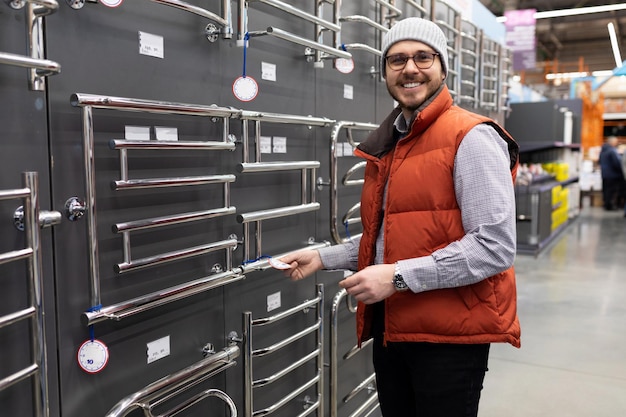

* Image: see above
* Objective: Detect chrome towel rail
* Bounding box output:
[244,284,324,417]
[82,269,245,326]
[82,242,329,326]
[105,343,240,417]
[329,289,378,417]
[0,172,49,417]
[71,93,239,308]
[328,121,377,244]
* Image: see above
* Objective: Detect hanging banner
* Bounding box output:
[504,9,537,71]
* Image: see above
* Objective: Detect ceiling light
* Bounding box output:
[496,3,626,23]
[608,22,623,68]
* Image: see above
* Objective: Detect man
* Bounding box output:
[598,136,624,211]
[279,17,520,417]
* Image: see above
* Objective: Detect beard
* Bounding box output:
[385,75,444,114]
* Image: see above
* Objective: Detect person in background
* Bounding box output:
[278,17,520,417]
[599,136,624,211]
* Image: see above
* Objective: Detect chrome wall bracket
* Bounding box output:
[13,205,62,231]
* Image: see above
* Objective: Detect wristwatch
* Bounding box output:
[392,262,409,291]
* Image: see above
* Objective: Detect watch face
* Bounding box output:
[393,274,409,291]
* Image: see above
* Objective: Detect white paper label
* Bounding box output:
[343,84,354,100]
[343,143,353,157]
[267,291,281,312]
[272,136,287,154]
[139,32,164,59]
[261,62,277,81]
[147,336,170,364]
[155,126,178,141]
[125,125,150,141]
[335,144,344,157]
[260,136,272,154]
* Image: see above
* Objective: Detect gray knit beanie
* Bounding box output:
[381,17,448,77]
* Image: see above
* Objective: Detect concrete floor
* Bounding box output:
[480,206,626,416]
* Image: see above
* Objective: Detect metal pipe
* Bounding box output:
[236,202,320,223]
[0,187,30,200]
[342,202,361,226]
[0,306,36,329]
[250,0,340,32]
[239,241,330,273]
[71,93,240,118]
[252,321,320,357]
[342,161,366,186]
[373,0,402,16]
[115,238,238,274]
[341,43,382,56]
[113,207,236,233]
[248,26,351,59]
[105,344,240,417]
[0,51,60,76]
[109,139,236,151]
[253,375,319,417]
[24,172,49,417]
[239,110,332,126]
[148,0,229,27]
[237,161,320,173]
[0,364,38,392]
[113,174,236,191]
[81,106,101,307]
[347,393,379,417]
[158,388,237,417]
[0,248,33,266]
[405,0,427,14]
[343,373,376,403]
[253,350,319,388]
[252,298,320,326]
[339,16,389,33]
[82,270,245,326]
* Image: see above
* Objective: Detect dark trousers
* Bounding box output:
[370,302,490,417]
[602,178,623,210]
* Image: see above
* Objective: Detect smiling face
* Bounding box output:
[384,40,446,121]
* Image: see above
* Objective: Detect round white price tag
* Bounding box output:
[335,58,355,74]
[100,0,123,7]
[77,339,109,374]
[232,76,259,102]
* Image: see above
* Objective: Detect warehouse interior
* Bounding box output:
[1,1,626,416]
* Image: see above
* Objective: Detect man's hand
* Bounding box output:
[338,263,397,304]
[278,250,324,281]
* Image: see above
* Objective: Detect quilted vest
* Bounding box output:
[354,86,521,348]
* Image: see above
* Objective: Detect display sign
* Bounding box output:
[504,9,537,71]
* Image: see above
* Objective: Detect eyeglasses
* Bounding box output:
[385,52,440,71]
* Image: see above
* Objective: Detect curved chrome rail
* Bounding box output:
[105,344,240,417]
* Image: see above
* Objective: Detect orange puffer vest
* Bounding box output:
[354,86,521,348]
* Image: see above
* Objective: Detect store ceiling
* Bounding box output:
[478,0,626,97]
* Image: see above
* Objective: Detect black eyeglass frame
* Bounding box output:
[384,52,440,71]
